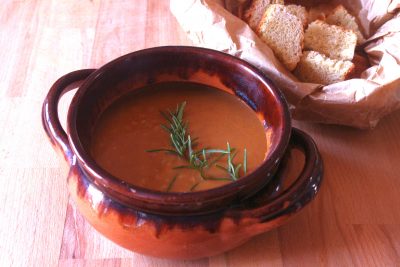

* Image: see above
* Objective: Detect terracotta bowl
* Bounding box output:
[42,46,323,259]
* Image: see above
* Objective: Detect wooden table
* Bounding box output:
[1,1,399,266]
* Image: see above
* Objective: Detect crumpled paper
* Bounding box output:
[170,0,400,128]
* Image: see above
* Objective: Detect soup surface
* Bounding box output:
[91,82,270,192]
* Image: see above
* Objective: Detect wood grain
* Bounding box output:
[0,0,399,266]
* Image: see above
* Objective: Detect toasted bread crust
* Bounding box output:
[326,5,366,45]
[294,51,355,85]
[286,4,308,27]
[244,0,284,30]
[245,2,362,84]
[256,4,304,71]
[304,20,357,61]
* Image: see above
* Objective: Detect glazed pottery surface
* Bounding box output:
[42,46,323,259]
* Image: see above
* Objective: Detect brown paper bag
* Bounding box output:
[170,0,400,128]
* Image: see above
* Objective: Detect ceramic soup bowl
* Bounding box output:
[42,46,323,259]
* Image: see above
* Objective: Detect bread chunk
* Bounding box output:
[326,5,366,45]
[244,0,284,30]
[286,4,308,27]
[304,20,357,60]
[294,51,354,85]
[256,4,304,71]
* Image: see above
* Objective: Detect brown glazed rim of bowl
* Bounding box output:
[67,46,291,216]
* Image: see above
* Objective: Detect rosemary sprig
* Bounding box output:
[148,102,193,157]
[215,143,243,181]
[147,102,248,191]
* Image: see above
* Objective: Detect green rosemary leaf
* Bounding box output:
[203,177,232,181]
[170,133,184,156]
[146,148,179,155]
[160,124,171,133]
[233,164,242,180]
[216,164,228,171]
[177,101,186,120]
[171,115,182,130]
[191,137,199,147]
[160,111,173,124]
[193,149,206,156]
[231,151,238,161]
[244,149,247,175]
[229,152,238,175]
[172,165,194,169]
[199,168,207,180]
[207,153,226,167]
[227,142,233,173]
[203,149,229,154]
[166,174,178,192]
[190,182,200,192]
[188,135,194,158]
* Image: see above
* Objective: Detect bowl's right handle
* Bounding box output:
[42,69,96,164]
[228,128,323,224]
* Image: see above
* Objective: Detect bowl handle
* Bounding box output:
[42,69,96,164]
[228,128,323,225]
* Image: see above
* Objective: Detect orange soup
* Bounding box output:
[91,82,270,192]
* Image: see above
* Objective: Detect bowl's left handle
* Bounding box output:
[42,69,96,164]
